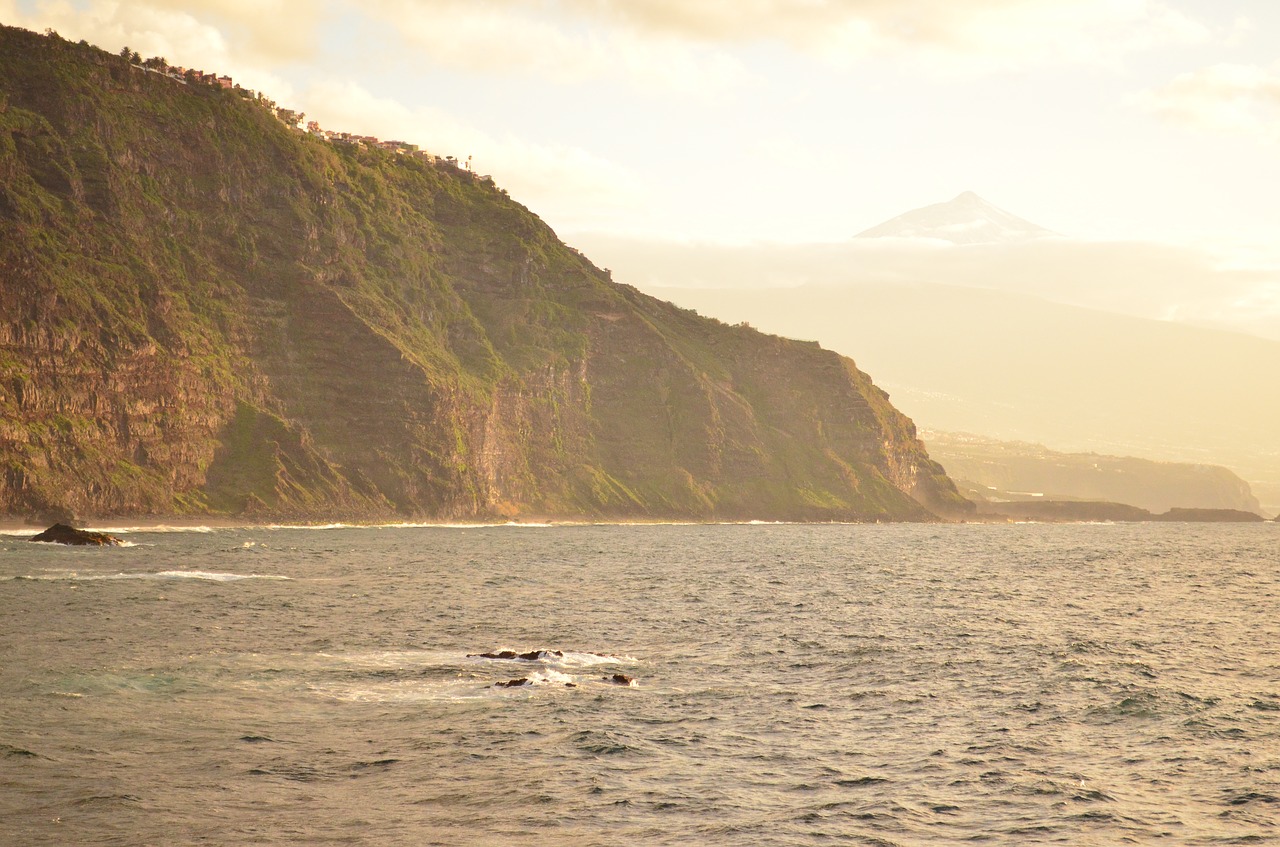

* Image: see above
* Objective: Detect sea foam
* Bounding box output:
[10,570,291,582]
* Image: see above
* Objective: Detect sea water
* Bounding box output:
[1,522,1277,845]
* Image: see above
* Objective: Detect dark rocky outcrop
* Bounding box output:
[469,650,564,661]
[493,678,530,688]
[29,523,122,545]
[0,25,970,523]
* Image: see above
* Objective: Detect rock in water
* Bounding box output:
[29,523,123,546]
[468,649,565,661]
[518,650,563,660]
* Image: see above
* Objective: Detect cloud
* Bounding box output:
[359,0,747,94]
[1140,63,1280,142]
[528,0,1207,69]
[350,0,1210,87]
[138,0,328,63]
[12,0,1213,97]
[297,80,646,232]
[567,232,1280,341]
[7,0,225,58]
[9,0,298,98]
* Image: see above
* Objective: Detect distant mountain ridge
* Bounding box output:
[855,191,1057,245]
[925,431,1263,515]
[0,25,969,522]
[643,280,1280,515]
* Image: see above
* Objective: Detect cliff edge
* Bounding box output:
[0,26,969,522]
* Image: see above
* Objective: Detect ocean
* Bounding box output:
[1,522,1277,845]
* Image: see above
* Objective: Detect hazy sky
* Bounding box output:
[6,0,1278,252]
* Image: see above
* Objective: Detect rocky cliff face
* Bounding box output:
[0,26,969,522]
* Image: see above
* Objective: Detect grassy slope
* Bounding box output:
[0,26,968,522]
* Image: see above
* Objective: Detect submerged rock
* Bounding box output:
[494,678,530,688]
[469,649,564,661]
[605,674,634,686]
[519,649,563,661]
[29,523,122,546]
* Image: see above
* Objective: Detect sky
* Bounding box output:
[4,0,1278,335]
[4,0,1277,244]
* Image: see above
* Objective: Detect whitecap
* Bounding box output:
[466,648,638,669]
[153,570,291,582]
[11,570,290,582]
[307,679,498,704]
[93,525,217,534]
[262,523,354,530]
[492,668,578,688]
[379,522,514,529]
[317,649,462,668]
[549,650,639,668]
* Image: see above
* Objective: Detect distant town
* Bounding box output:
[107,38,499,190]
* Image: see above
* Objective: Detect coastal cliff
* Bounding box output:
[0,25,969,522]
[926,432,1263,515]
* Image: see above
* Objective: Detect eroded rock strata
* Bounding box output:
[0,25,969,523]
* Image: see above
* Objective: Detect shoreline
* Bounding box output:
[1,514,1273,534]
[0,517,923,533]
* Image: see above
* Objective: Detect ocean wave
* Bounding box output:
[492,668,578,688]
[155,570,292,581]
[262,523,358,531]
[9,570,291,582]
[304,677,506,703]
[299,647,639,702]
[306,665,631,703]
[246,521,571,531]
[93,525,218,534]
[467,648,639,668]
[317,649,464,668]
[24,539,140,547]
[322,648,637,670]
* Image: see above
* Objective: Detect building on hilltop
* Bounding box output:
[275,108,303,128]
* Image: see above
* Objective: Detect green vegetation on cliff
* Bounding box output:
[0,25,969,522]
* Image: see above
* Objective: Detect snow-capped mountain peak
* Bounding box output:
[855,192,1058,245]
